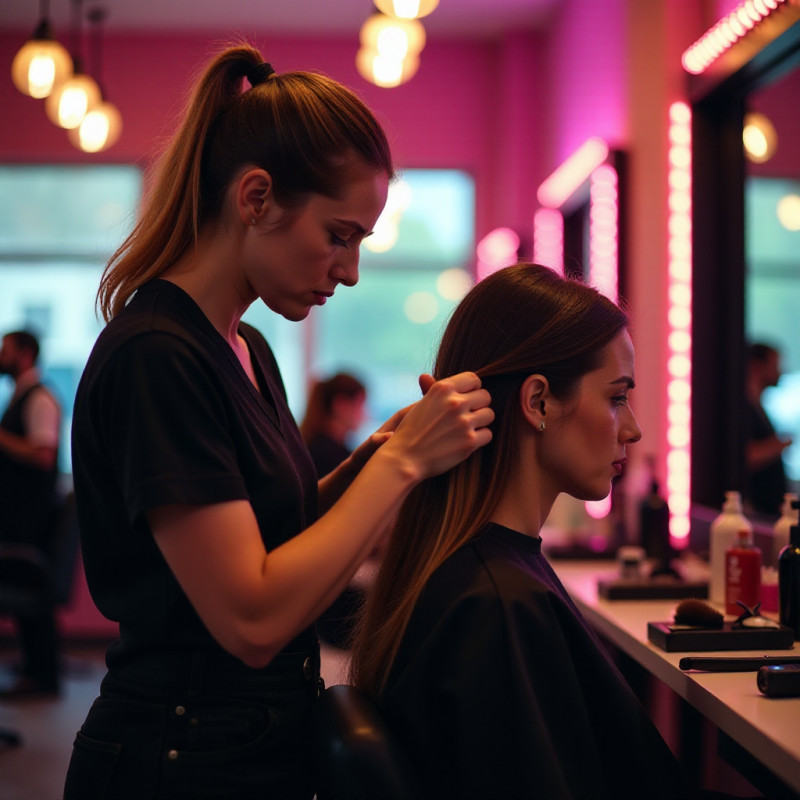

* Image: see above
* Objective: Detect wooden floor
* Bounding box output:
[0,644,107,800]
[0,641,351,800]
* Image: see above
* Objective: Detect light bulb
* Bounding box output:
[360,13,426,57]
[11,36,72,99]
[68,99,122,152]
[373,0,440,20]
[743,112,777,163]
[356,46,420,88]
[45,71,101,129]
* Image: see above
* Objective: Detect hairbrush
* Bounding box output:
[672,598,724,629]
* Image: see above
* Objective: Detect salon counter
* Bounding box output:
[552,560,800,795]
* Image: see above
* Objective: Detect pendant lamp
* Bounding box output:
[11,0,71,99]
[356,47,420,88]
[373,0,439,20]
[45,0,100,129]
[68,6,122,152]
[360,11,426,61]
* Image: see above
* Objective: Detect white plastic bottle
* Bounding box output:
[773,493,800,567]
[709,491,752,606]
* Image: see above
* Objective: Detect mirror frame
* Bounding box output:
[689,12,800,508]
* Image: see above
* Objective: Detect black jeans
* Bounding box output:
[63,648,321,800]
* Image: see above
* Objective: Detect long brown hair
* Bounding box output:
[350,263,629,697]
[97,43,394,321]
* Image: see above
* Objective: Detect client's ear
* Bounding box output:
[520,374,550,431]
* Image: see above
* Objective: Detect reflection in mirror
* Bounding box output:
[533,140,626,305]
[743,67,800,516]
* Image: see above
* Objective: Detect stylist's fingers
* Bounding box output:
[389,371,493,479]
[418,373,436,396]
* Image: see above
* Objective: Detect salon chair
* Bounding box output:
[0,490,80,748]
[312,683,421,800]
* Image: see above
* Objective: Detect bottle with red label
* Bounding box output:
[725,527,762,616]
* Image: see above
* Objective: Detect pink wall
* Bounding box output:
[544,0,628,165]
[1,30,550,242]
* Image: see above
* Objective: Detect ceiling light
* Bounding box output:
[67,6,122,152]
[69,99,122,152]
[10,0,71,99]
[373,0,440,20]
[356,46,420,88]
[360,12,426,60]
[743,111,777,163]
[44,0,100,129]
[45,68,101,128]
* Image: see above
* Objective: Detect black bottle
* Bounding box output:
[639,459,675,577]
[778,498,800,638]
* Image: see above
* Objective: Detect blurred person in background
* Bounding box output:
[301,372,375,649]
[744,342,792,516]
[0,330,62,698]
[300,372,367,479]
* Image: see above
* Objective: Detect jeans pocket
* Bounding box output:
[63,731,123,800]
[175,701,276,762]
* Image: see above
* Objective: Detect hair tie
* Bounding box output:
[247,62,275,87]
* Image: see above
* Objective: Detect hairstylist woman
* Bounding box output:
[64,44,493,800]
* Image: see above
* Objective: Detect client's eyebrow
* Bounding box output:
[610,376,635,390]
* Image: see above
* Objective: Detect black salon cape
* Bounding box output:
[380,523,695,800]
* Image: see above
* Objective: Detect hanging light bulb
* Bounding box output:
[11,0,71,99]
[357,11,426,87]
[743,111,777,164]
[356,46,420,88]
[68,98,122,152]
[45,64,101,128]
[374,0,440,20]
[44,0,100,129]
[67,6,122,152]
[360,12,426,60]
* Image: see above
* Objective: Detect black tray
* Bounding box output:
[598,577,708,600]
[647,621,795,652]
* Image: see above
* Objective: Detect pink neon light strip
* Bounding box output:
[666,101,693,548]
[682,0,786,74]
[533,208,564,276]
[536,138,610,209]
[588,164,619,304]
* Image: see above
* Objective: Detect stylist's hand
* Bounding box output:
[346,404,410,473]
[382,371,493,480]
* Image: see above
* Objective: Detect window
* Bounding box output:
[0,165,142,472]
[1,166,475,468]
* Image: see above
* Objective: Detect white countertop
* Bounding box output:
[552,559,800,794]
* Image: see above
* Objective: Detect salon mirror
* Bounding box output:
[689,12,800,515]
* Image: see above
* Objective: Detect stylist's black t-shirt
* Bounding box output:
[71,280,318,667]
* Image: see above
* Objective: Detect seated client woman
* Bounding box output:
[350,263,696,800]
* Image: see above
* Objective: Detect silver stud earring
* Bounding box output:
[539,420,546,432]
[250,217,256,225]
